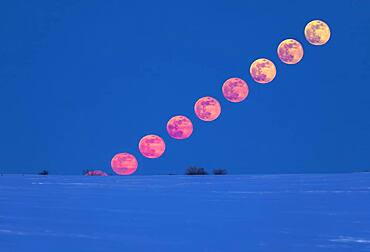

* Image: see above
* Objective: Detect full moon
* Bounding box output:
[111,152,138,175]
[139,134,166,158]
[304,20,331,45]
[167,115,193,140]
[222,78,249,103]
[249,58,276,84]
[277,39,304,64]
[194,96,221,121]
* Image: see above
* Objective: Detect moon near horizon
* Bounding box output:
[277,39,304,64]
[167,115,193,140]
[194,96,221,121]
[304,20,331,45]
[139,134,166,158]
[111,153,138,175]
[222,78,249,103]
[250,58,276,84]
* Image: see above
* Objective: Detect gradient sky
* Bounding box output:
[0,0,369,175]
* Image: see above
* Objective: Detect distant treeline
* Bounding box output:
[185,166,227,175]
[34,167,228,176]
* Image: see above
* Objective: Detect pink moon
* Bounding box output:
[167,115,193,140]
[277,39,304,64]
[249,58,277,84]
[194,96,221,121]
[222,78,249,103]
[111,153,138,175]
[139,134,166,158]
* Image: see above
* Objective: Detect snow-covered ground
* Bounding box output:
[1,174,370,252]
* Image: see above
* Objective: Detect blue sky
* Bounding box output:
[0,0,369,175]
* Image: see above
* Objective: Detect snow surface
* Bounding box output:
[1,174,370,252]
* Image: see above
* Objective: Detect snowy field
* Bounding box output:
[1,174,370,252]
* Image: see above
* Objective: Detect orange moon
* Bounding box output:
[277,39,304,64]
[194,96,221,121]
[304,20,330,45]
[139,134,166,158]
[167,115,193,140]
[249,58,276,84]
[222,78,249,103]
[111,153,138,175]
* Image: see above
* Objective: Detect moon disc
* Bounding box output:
[111,153,138,175]
[222,78,249,102]
[139,134,166,158]
[194,96,221,121]
[249,58,276,84]
[304,20,331,45]
[167,115,193,139]
[277,39,304,64]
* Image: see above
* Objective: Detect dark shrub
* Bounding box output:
[84,170,108,176]
[213,169,227,175]
[82,169,90,175]
[186,166,208,175]
[38,170,49,175]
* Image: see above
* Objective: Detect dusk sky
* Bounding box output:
[0,0,369,175]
